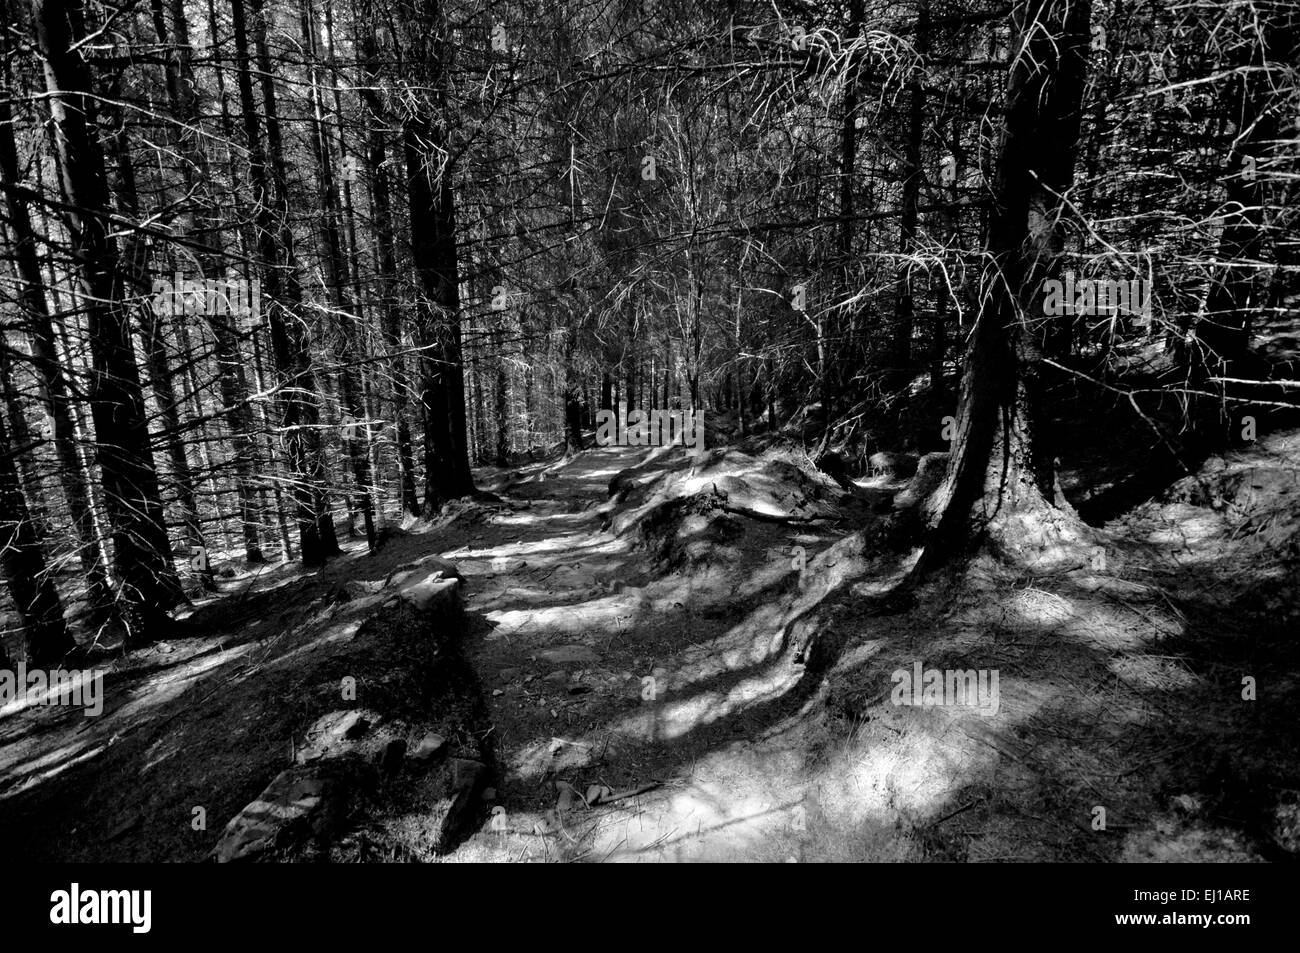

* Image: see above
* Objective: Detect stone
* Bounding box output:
[211,760,373,862]
[345,579,386,598]
[376,738,406,773]
[430,759,488,855]
[295,709,378,764]
[399,575,461,614]
[409,732,448,765]
[408,555,464,581]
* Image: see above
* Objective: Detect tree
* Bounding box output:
[151,0,267,566]
[0,0,114,622]
[922,0,1095,565]
[400,0,475,513]
[0,402,72,664]
[32,0,183,644]
[231,0,340,565]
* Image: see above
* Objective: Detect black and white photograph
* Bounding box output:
[0,0,1295,919]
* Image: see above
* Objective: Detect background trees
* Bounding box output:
[1,0,1295,661]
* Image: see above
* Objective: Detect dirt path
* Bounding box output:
[444,445,841,861]
[8,433,1291,863]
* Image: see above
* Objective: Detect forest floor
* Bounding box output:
[2,423,1298,862]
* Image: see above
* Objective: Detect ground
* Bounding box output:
[1,424,1297,862]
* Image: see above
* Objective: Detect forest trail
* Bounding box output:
[450,445,831,862]
[3,433,1296,864]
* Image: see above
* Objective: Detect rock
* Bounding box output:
[399,575,461,614]
[345,579,386,599]
[868,451,919,480]
[376,738,406,773]
[295,709,379,764]
[211,760,374,862]
[430,758,488,855]
[537,644,599,666]
[556,782,577,812]
[894,452,950,511]
[408,732,448,766]
[408,555,463,581]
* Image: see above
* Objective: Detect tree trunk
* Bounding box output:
[493,319,511,465]
[153,0,265,565]
[301,0,375,551]
[0,403,73,664]
[402,3,475,514]
[357,13,419,516]
[102,93,214,593]
[33,0,182,644]
[0,0,113,623]
[923,0,1094,565]
[232,0,339,565]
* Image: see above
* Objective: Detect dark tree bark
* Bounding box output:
[0,402,73,664]
[32,0,183,643]
[822,0,864,451]
[301,0,376,551]
[0,0,113,622]
[562,332,586,455]
[101,100,215,593]
[889,0,930,383]
[152,0,265,566]
[494,320,511,465]
[357,8,419,514]
[401,0,475,514]
[923,0,1094,563]
[1189,3,1299,419]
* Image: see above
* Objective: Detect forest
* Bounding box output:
[0,0,1297,864]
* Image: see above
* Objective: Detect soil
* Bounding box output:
[2,426,1297,862]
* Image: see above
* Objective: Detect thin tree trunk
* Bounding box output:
[301,0,375,550]
[232,0,339,565]
[357,8,419,515]
[889,0,929,384]
[156,0,265,565]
